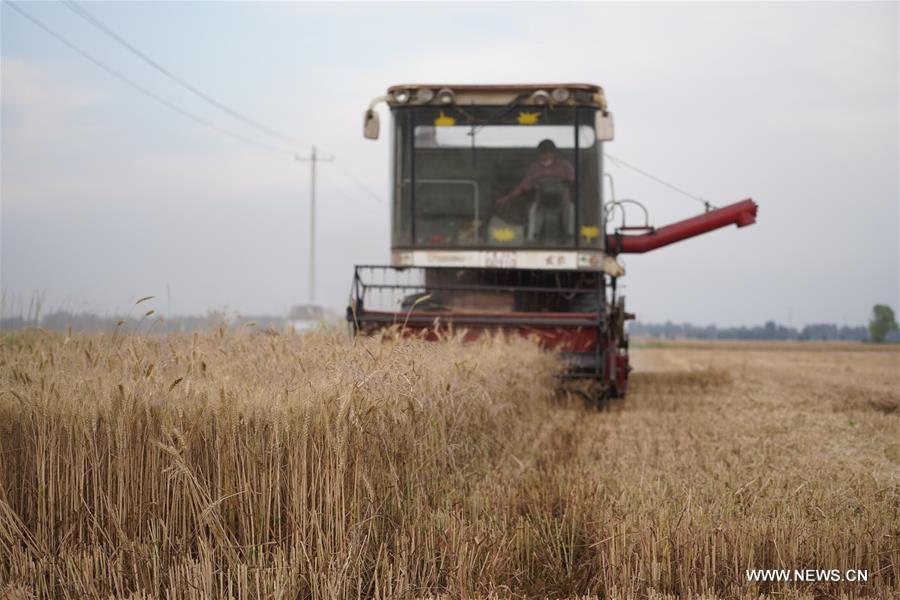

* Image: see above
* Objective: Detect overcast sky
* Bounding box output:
[2,1,898,327]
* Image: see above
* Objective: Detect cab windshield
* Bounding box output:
[392,105,604,249]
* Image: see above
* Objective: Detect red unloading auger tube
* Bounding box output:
[606,199,758,254]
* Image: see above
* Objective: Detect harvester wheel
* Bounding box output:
[591,382,618,409]
[561,380,611,410]
[608,381,626,400]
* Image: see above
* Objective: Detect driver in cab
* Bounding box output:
[495,139,575,243]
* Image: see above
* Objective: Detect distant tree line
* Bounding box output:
[628,320,872,342]
[3,307,897,343]
[630,305,899,343]
[0,311,288,334]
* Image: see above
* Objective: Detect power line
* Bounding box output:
[9,2,381,213]
[318,169,371,209]
[329,159,385,204]
[17,0,380,205]
[60,0,306,149]
[5,0,296,156]
[604,152,713,210]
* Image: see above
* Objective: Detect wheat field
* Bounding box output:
[0,329,897,599]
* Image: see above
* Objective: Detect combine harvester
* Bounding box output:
[347,84,757,401]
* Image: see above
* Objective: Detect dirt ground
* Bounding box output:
[630,340,899,414]
[627,340,900,482]
[565,339,900,597]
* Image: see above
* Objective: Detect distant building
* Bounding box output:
[286,304,326,332]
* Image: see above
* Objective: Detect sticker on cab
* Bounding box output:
[491,228,515,242]
[434,111,456,127]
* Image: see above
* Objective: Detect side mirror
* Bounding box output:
[595,111,614,141]
[363,110,380,140]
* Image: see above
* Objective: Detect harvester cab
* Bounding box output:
[349,84,757,400]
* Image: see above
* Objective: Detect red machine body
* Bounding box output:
[348,83,758,401]
[607,199,758,254]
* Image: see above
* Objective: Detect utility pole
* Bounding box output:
[295,146,332,304]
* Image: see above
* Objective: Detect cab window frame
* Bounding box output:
[391,105,604,251]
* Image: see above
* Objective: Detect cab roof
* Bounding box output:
[384,83,608,110]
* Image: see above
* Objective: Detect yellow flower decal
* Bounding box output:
[580,225,600,242]
[517,112,540,125]
[434,111,455,127]
[491,228,515,242]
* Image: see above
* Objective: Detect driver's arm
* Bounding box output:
[497,165,539,206]
[497,185,524,206]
